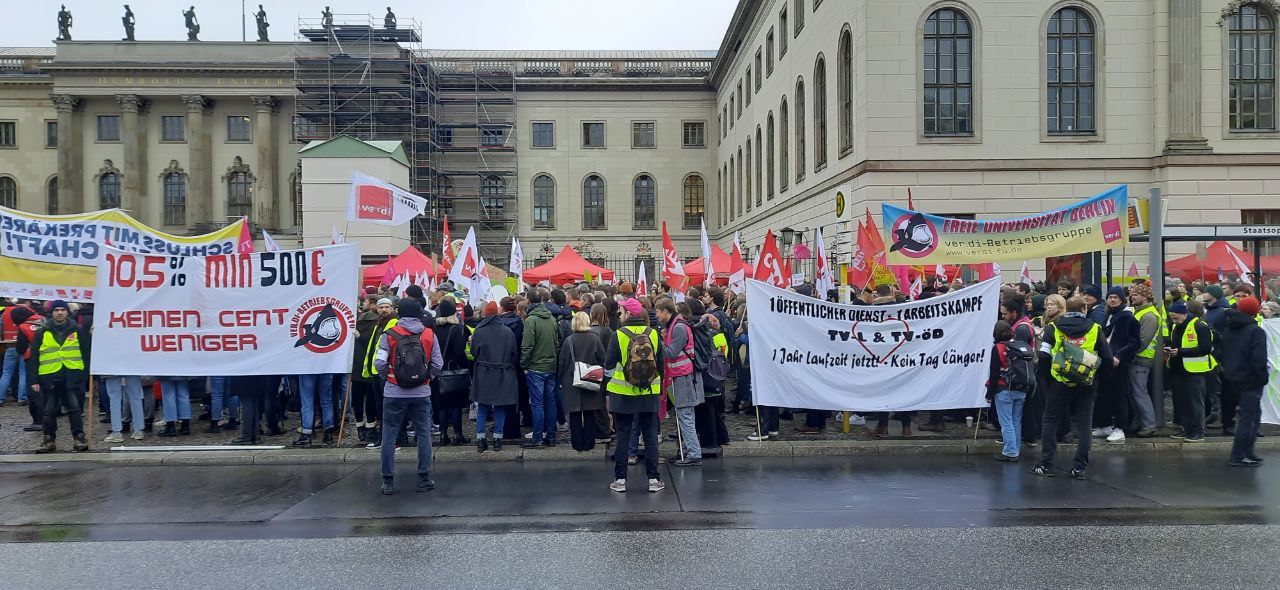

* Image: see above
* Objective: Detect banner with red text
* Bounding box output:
[0,206,250,303]
[881,185,1129,265]
[89,244,359,376]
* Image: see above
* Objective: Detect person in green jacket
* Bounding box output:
[520,290,560,448]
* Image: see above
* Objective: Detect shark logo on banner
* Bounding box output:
[888,212,939,259]
[293,302,351,353]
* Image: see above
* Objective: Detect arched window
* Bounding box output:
[744,138,753,211]
[736,148,744,217]
[633,174,656,229]
[100,173,121,209]
[533,174,555,229]
[716,168,724,227]
[767,112,776,198]
[163,173,187,226]
[729,158,736,220]
[838,27,854,154]
[0,177,15,209]
[1229,3,1277,131]
[780,98,790,192]
[226,171,252,219]
[683,175,705,229]
[481,175,505,220]
[1047,7,1096,134]
[795,78,806,182]
[583,174,606,229]
[755,126,763,206]
[923,8,974,135]
[814,54,828,169]
[47,176,58,215]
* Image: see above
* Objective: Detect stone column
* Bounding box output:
[1164,0,1212,154]
[251,96,278,229]
[50,94,82,212]
[181,94,212,227]
[115,94,146,219]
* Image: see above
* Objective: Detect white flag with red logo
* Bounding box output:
[1019,260,1034,287]
[728,232,747,291]
[346,170,428,227]
[636,263,649,296]
[814,227,835,296]
[699,217,714,287]
[908,274,923,300]
[662,221,688,291]
[755,230,790,289]
[1228,246,1255,285]
[447,226,482,288]
[330,225,345,245]
[441,215,454,271]
[262,230,282,253]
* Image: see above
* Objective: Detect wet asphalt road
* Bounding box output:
[0,453,1276,589]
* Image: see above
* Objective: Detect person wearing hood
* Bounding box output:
[374,298,443,495]
[431,299,471,446]
[1128,282,1162,437]
[28,300,92,453]
[495,296,527,440]
[520,289,560,448]
[1200,284,1230,427]
[1165,300,1214,443]
[1218,297,1268,465]
[1094,286,1140,443]
[1030,296,1115,480]
[470,301,518,452]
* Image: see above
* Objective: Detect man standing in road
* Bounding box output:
[29,301,91,453]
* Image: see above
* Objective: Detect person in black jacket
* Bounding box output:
[1031,296,1115,480]
[1095,286,1140,442]
[432,299,471,446]
[1166,301,1214,442]
[1219,297,1268,466]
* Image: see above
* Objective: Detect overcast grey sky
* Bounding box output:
[11,0,737,49]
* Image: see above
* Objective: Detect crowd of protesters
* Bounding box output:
[0,267,1271,493]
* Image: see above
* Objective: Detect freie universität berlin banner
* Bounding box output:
[746,278,999,412]
[0,206,249,303]
[89,244,359,376]
[881,185,1129,265]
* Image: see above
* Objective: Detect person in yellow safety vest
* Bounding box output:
[1030,296,1115,481]
[360,298,398,448]
[350,295,382,444]
[603,297,665,494]
[1128,282,1162,437]
[1165,300,1215,443]
[28,300,92,454]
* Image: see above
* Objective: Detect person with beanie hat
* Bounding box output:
[604,296,666,493]
[9,305,46,432]
[1082,285,1106,325]
[373,297,443,494]
[431,298,470,446]
[1165,300,1212,443]
[1128,281,1162,436]
[1200,285,1229,429]
[470,297,519,452]
[1094,285,1140,443]
[1218,296,1268,464]
[28,299,92,453]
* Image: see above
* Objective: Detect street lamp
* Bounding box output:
[780,227,795,245]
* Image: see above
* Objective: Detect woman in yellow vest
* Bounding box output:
[603,298,665,494]
[1165,300,1214,442]
[29,300,91,453]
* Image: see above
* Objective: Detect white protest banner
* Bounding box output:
[746,277,999,412]
[1261,319,1280,424]
[346,170,428,226]
[90,244,360,376]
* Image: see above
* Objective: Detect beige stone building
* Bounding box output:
[5,1,1280,278]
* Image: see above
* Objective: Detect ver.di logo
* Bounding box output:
[291,296,354,353]
[889,213,939,259]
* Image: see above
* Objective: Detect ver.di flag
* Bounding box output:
[447,226,481,287]
[662,221,687,291]
[91,243,360,376]
[346,170,428,227]
[728,232,746,291]
[814,227,835,296]
[636,262,649,296]
[699,217,714,287]
[509,237,524,286]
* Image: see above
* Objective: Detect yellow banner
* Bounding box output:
[0,207,248,302]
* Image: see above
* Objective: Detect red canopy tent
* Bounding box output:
[362,247,443,287]
[681,246,754,285]
[1164,241,1280,282]
[523,245,616,284]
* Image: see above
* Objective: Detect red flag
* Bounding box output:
[847,220,872,289]
[381,263,397,286]
[661,221,687,290]
[863,208,886,255]
[237,219,254,254]
[783,256,794,286]
[441,214,454,271]
[972,262,997,282]
[755,230,790,289]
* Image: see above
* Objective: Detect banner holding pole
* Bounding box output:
[881,185,1129,265]
[90,243,360,376]
[0,206,249,302]
[746,278,998,412]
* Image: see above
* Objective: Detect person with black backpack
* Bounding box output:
[373,299,443,495]
[603,298,665,493]
[990,320,1036,462]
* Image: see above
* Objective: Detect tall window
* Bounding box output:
[923,8,974,135]
[794,0,805,36]
[683,121,706,147]
[780,7,789,56]
[728,159,736,220]
[722,106,728,136]
[717,168,724,227]
[47,176,58,215]
[814,55,828,169]
[0,177,15,208]
[292,170,302,226]
[683,175,705,229]
[583,175,606,229]
[744,139,752,211]
[227,172,252,219]
[736,148,744,217]
[633,174,656,229]
[163,173,186,226]
[99,173,121,209]
[45,121,57,148]
[1047,7,1096,134]
[767,112,776,199]
[780,98,790,192]
[838,28,854,154]
[0,122,16,148]
[481,176,505,219]
[795,78,806,182]
[533,174,555,229]
[755,49,763,90]
[745,68,753,104]
[755,127,763,206]
[767,28,776,75]
[1229,3,1277,131]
